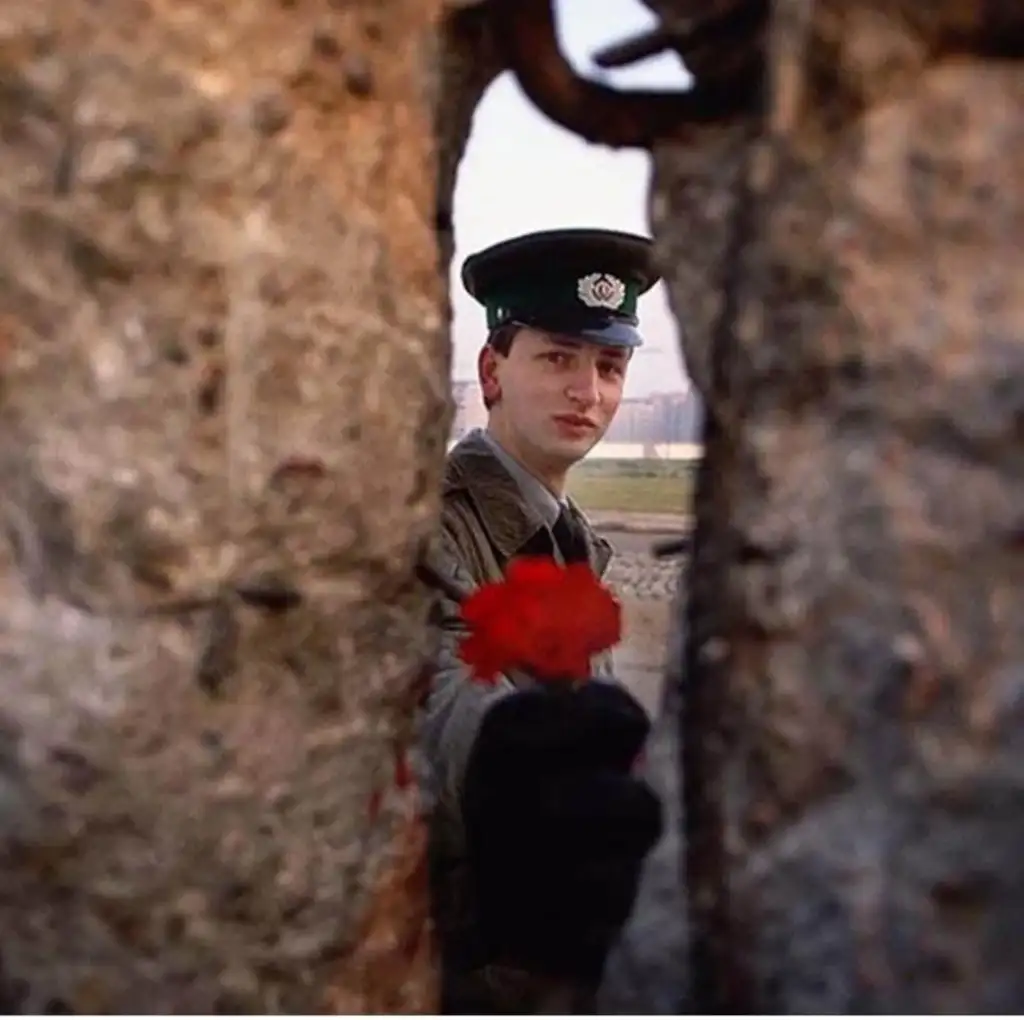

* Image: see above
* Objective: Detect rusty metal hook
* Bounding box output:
[592,2,768,72]
[489,0,764,149]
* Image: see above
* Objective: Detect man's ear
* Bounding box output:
[478,345,501,405]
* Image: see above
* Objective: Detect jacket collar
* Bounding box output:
[444,430,613,576]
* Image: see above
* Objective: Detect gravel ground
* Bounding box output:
[605,551,682,603]
[598,529,687,716]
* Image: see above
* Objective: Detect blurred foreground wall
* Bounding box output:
[0,0,498,1011]
[647,1,1024,1011]
[1,0,1021,1013]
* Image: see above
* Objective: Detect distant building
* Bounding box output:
[648,391,702,443]
[605,390,701,444]
[603,399,646,443]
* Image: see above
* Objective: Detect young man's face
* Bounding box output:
[481,326,630,470]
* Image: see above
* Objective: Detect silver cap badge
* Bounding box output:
[576,272,626,310]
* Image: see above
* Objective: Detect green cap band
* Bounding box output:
[484,272,640,330]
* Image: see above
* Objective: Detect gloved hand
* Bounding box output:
[461,681,663,982]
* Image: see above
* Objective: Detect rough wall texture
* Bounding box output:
[5,0,1021,1011]
[0,0,496,1011]
[646,0,1024,1011]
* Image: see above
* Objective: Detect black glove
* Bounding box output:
[461,682,663,982]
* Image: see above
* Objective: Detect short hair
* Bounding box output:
[480,323,519,410]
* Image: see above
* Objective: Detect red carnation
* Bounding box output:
[458,556,622,685]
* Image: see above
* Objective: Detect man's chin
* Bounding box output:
[544,433,600,463]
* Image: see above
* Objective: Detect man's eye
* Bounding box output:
[599,361,625,377]
[544,352,570,365]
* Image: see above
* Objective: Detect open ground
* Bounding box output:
[569,459,694,716]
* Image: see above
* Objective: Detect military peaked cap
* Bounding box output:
[461,228,660,349]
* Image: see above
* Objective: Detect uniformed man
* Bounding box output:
[419,228,665,1012]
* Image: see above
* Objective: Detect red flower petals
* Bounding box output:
[458,556,622,685]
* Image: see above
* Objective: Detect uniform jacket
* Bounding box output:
[418,430,616,1013]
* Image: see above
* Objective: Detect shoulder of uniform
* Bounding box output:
[442,433,488,494]
[441,456,469,497]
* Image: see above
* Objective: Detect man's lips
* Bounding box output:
[553,414,597,430]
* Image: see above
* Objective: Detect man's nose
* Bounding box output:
[565,362,600,405]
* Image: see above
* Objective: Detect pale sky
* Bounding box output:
[449,0,694,398]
